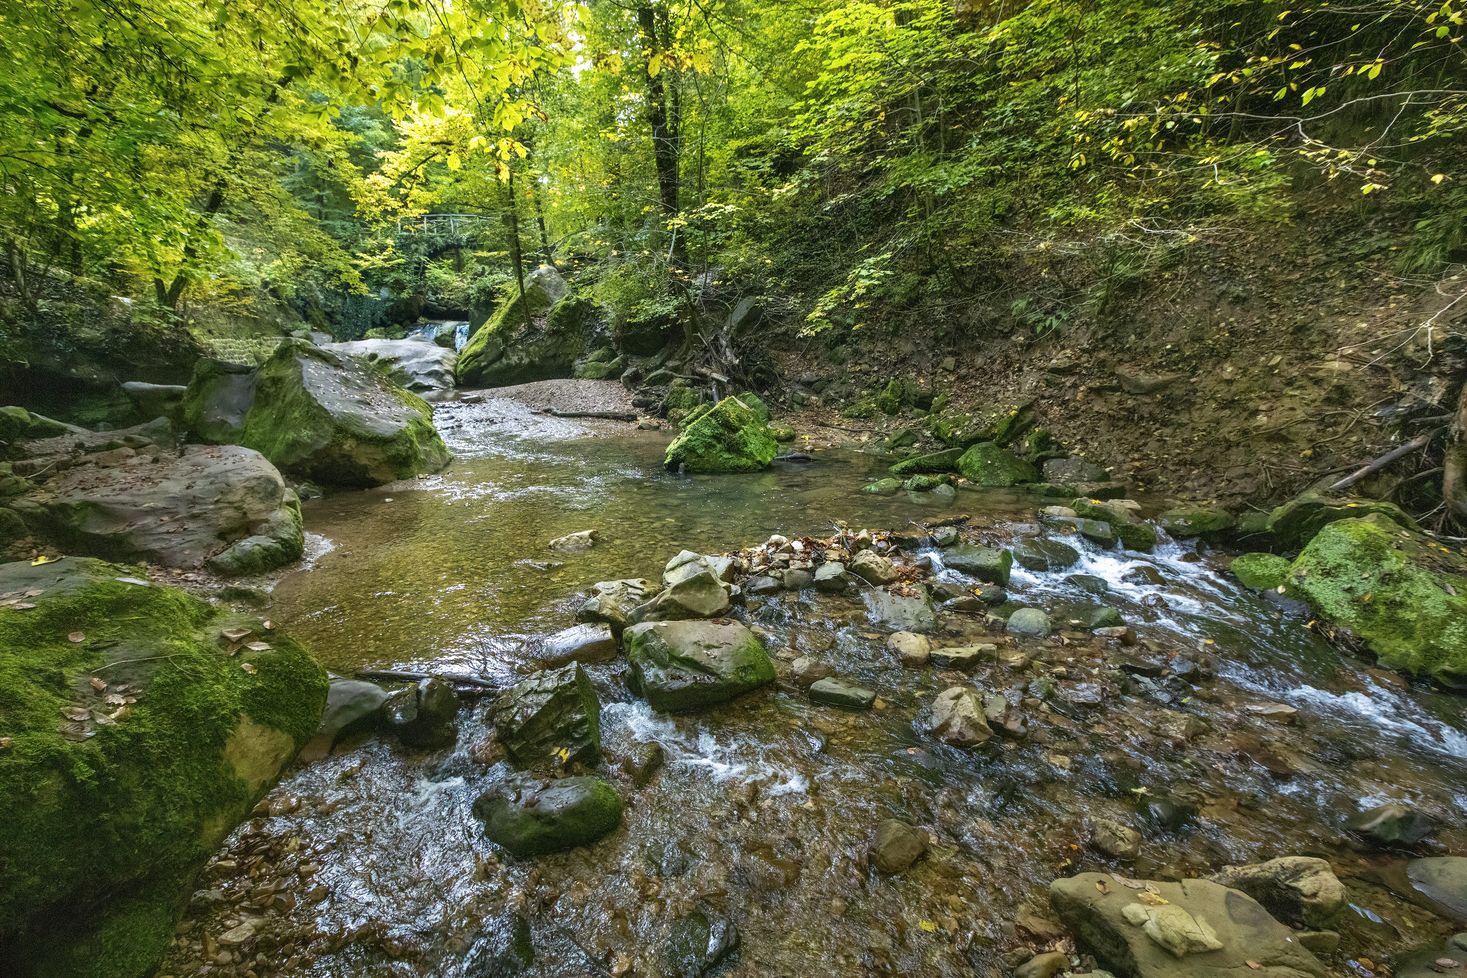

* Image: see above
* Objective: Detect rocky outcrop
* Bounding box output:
[238,340,450,487]
[1289,515,1467,687]
[0,557,326,978]
[1050,873,1328,978]
[457,268,600,388]
[492,663,601,768]
[664,396,780,474]
[320,338,457,396]
[181,359,257,444]
[1208,857,1346,929]
[27,444,303,576]
[473,773,623,858]
[624,619,776,711]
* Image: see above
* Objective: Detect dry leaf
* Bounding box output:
[245,641,271,652]
[61,706,90,721]
[89,677,107,691]
[241,662,258,674]
[0,737,13,749]
[68,631,86,644]
[1246,961,1261,971]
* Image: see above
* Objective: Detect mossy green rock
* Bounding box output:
[664,396,779,474]
[1160,506,1235,539]
[956,442,1038,487]
[240,340,449,487]
[624,619,776,711]
[942,544,1013,585]
[473,773,623,858]
[1290,515,1467,687]
[1231,553,1292,590]
[927,403,1035,448]
[0,406,72,453]
[0,556,326,978]
[863,477,902,496]
[181,359,258,445]
[457,274,596,388]
[889,447,964,478]
[1267,492,1416,550]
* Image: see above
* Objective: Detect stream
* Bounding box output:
[159,395,1467,978]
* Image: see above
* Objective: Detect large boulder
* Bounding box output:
[181,359,258,445]
[320,338,458,396]
[457,270,598,388]
[492,663,601,769]
[0,557,326,978]
[1405,856,1467,923]
[664,396,780,474]
[1267,492,1417,549]
[1050,873,1328,978]
[623,619,776,711]
[473,773,622,858]
[956,442,1037,486]
[28,444,303,576]
[239,340,450,487]
[1289,515,1467,687]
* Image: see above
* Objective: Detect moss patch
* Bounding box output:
[1267,493,1416,550]
[1230,552,1292,590]
[1290,515,1467,687]
[664,397,779,474]
[0,556,327,977]
[956,442,1038,486]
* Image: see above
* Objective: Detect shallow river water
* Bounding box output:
[161,395,1467,978]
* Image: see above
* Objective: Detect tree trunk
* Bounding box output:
[503,165,530,329]
[636,3,686,268]
[1445,382,1467,527]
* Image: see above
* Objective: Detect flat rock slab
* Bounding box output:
[1050,873,1328,978]
[321,339,458,395]
[34,444,303,575]
[864,586,938,633]
[808,677,876,710]
[1407,857,1467,923]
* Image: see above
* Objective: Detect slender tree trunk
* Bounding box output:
[636,3,686,268]
[1445,383,1467,527]
[504,165,530,329]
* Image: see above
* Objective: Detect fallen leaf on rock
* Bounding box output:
[89,677,107,691]
[61,706,90,721]
[31,555,54,565]
[241,662,258,674]
[68,631,85,643]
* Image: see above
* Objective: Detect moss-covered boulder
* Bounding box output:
[0,406,72,454]
[624,619,776,711]
[956,442,1038,486]
[1160,505,1235,540]
[181,359,258,445]
[473,773,623,858]
[1071,498,1159,552]
[1230,553,1292,591]
[457,271,599,388]
[239,340,449,487]
[0,556,327,978]
[664,396,779,474]
[889,447,964,478]
[926,403,1036,449]
[1267,492,1416,550]
[1289,515,1467,687]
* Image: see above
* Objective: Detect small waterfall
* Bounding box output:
[410,319,471,351]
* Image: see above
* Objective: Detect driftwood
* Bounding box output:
[355,669,498,692]
[774,452,814,463]
[1326,432,1434,494]
[536,408,638,422]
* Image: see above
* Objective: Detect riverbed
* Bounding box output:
[158,392,1467,978]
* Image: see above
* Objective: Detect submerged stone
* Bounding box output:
[0,556,326,978]
[380,677,458,749]
[870,819,927,874]
[493,663,601,769]
[473,773,623,858]
[864,585,939,633]
[662,909,740,978]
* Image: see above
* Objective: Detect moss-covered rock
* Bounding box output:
[1071,498,1158,552]
[457,273,599,388]
[0,406,72,453]
[0,556,327,978]
[1267,492,1416,550]
[926,403,1036,449]
[956,442,1038,486]
[1231,553,1292,590]
[624,619,776,711]
[1289,515,1467,687]
[862,478,902,496]
[239,340,449,487]
[889,447,964,478]
[181,359,258,445]
[473,773,623,858]
[664,396,779,474]
[1160,505,1235,539]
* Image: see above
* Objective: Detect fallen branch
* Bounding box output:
[355,669,498,692]
[536,408,638,422]
[1326,432,1434,494]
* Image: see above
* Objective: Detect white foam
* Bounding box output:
[606,701,811,795]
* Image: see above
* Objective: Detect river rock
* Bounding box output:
[662,909,740,978]
[1208,857,1346,929]
[548,529,599,552]
[577,579,657,633]
[863,477,902,496]
[1043,457,1110,483]
[942,543,1014,584]
[30,444,304,576]
[663,550,735,587]
[1072,498,1157,552]
[121,381,186,422]
[1013,538,1081,572]
[1289,515,1467,687]
[1007,608,1052,638]
[889,447,964,478]
[809,677,876,710]
[888,630,932,666]
[664,395,780,474]
[1230,553,1291,591]
[931,645,989,671]
[182,359,258,444]
[634,567,732,620]
[814,561,849,592]
[790,656,835,688]
[864,585,939,633]
[237,340,450,487]
[493,663,601,769]
[1050,873,1329,978]
[1266,491,1417,549]
[321,338,457,395]
[1088,817,1142,860]
[472,773,623,858]
[300,678,391,761]
[850,549,900,584]
[624,619,776,711]
[1405,857,1467,923]
[380,677,459,748]
[456,272,595,388]
[1348,802,1437,846]
[1160,506,1234,540]
[870,819,927,874]
[0,556,326,978]
[533,624,618,667]
[924,687,993,746]
[956,442,1038,486]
